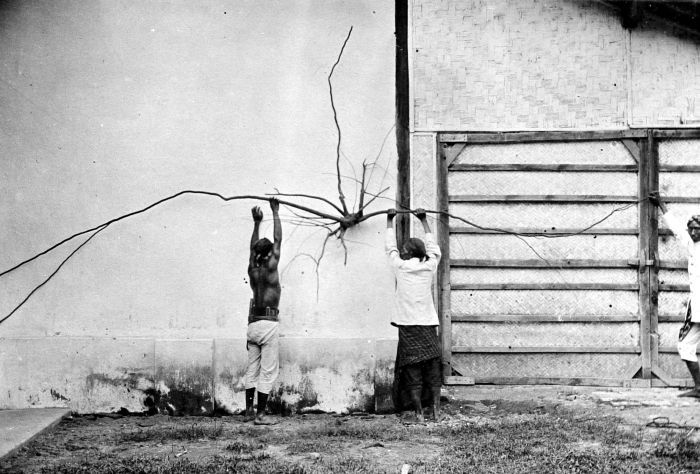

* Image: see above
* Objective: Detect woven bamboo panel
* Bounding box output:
[658,292,689,317]
[658,322,684,350]
[659,173,700,198]
[449,171,636,196]
[451,268,637,286]
[657,354,693,379]
[411,134,437,235]
[451,290,638,316]
[411,0,627,130]
[455,142,635,166]
[452,353,637,378]
[452,322,638,347]
[450,234,637,260]
[630,21,700,127]
[659,140,700,166]
[449,203,637,228]
[658,270,688,287]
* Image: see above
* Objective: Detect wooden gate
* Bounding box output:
[437,130,700,387]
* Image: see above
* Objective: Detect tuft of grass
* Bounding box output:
[225,439,268,453]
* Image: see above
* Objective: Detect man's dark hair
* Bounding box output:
[253,238,273,259]
[405,237,428,262]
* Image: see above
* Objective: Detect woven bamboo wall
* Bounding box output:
[412,0,700,130]
[411,0,627,130]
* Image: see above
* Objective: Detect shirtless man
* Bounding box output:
[244,198,282,424]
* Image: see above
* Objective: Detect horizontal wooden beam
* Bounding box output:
[451,283,638,291]
[472,376,651,388]
[443,376,475,385]
[660,346,700,354]
[658,260,687,269]
[653,129,700,139]
[451,227,638,235]
[440,130,647,143]
[451,259,638,269]
[452,345,640,353]
[449,163,637,172]
[449,195,638,203]
[659,284,690,292]
[659,314,686,323]
[660,196,700,204]
[659,165,700,173]
[451,314,639,323]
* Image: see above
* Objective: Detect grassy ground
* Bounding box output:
[2,399,699,473]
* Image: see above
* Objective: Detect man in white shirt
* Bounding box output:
[650,192,700,398]
[386,208,443,421]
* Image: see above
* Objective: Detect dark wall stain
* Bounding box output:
[155,365,213,416]
[373,358,395,414]
[50,389,69,402]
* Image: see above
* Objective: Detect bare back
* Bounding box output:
[248,254,281,309]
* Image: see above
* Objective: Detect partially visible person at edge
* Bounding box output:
[650,192,700,398]
[385,208,443,421]
[244,198,282,424]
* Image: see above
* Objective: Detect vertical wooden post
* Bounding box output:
[437,140,452,378]
[395,0,411,246]
[638,135,652,379]
[647,131,660,370]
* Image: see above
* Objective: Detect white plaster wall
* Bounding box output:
[0,0,397,411]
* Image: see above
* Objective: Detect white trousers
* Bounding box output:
[678,323,700,363]
[245,320,279,394]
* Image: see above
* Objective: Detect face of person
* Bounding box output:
[400,244,412,260]
[688,224,700,243]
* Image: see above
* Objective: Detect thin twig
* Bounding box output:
[328,26,353,215]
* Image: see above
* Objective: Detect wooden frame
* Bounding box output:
[437,129,699,387]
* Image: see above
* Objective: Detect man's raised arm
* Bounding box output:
[249,206,263,267]
[270,198,282,258]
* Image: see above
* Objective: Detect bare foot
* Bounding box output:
[678,389,700,398]
[254,415,279,425]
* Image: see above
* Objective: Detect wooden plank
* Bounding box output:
[653,129,700,139]
[440,130,647,143]
[448,163,637,172]
[660,346,700,353]
[648,132,661,372]
[449,194,638,203]
[443,143,466,168]
[658,260,687,269]
[451,283,638,291]
[659,165,700,173]
[451,314,640,323]
[659,196,700,204]
[450,259,638,269]
[622,139,641,164]
[451,226,638,235]
[474,376,651,388]
[437,139,452,377]
[444,376,475,385]
[659,284,690,292]
[452,346,641,354]
[651,378,694,388]
[659,314,686,322]
[638,134,652,379]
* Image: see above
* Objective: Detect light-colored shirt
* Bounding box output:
[385,227,441,326]
[662,211,700,322]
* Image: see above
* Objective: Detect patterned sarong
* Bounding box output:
[397,325,440,368]
[680,301,693,341]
